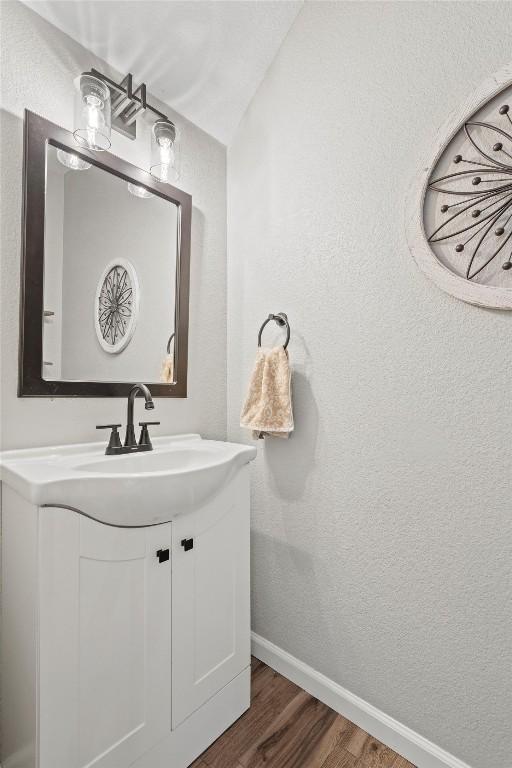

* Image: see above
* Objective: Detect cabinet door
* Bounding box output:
[172,471,250,727]
[39,509,172,768]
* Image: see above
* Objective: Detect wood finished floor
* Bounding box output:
[191,658,416,768]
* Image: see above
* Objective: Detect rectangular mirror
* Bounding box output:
[19,110,191,397]
[44,144,178,383]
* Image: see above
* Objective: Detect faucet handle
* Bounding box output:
[96,424,122,454]
[138,421,160,449]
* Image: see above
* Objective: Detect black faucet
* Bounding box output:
[96,383,160,455]
[125,383,154,447]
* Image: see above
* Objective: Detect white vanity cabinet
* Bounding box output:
[38,512,173,768]
[172,494,250,728]
[1,457,252,768]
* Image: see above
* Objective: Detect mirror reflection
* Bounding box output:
[43,144,178,383]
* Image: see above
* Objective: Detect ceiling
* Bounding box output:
[23,0,303,144]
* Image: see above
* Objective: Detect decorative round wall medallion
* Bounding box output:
[406,64,512,309]
[94,259,140,353]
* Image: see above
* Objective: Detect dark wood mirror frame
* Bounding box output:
[19,109,191,397]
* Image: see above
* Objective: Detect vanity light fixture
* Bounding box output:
[150,120,180,183]
[56,148,92,171]
[127,182,154,199]
[72,69,180,183]
[73,73,111,150]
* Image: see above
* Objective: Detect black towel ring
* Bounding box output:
[166,332,175,354]
[257,313,290,350]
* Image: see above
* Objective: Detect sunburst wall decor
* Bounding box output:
[94,259,140,353]
[426,102,512,283]
[407,64,512,309]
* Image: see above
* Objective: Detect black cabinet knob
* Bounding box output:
[181,538,194,552]
[156,548,169,563]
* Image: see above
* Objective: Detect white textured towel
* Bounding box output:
[240,346,293,439]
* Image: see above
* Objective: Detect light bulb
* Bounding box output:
[85,94,101,148]
[158,137,174,164]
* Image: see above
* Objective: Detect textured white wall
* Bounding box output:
[0,0,227,449]
[227,3,512,767]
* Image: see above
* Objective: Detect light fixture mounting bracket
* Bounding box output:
[89,68,173,141]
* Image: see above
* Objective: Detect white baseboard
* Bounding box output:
[251,632,473,768]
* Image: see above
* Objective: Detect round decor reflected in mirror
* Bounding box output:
[94,259,140,353]
[407,64,512,309]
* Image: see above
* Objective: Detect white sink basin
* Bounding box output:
[0,434,256,526]
[78,447,215,474]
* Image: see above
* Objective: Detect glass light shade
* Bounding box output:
[127,182,154,199]
[150,120,180,183]
[56,149,92,171]
[73,73,111,151]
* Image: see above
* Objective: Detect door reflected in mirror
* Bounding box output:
[43,144,178,384]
